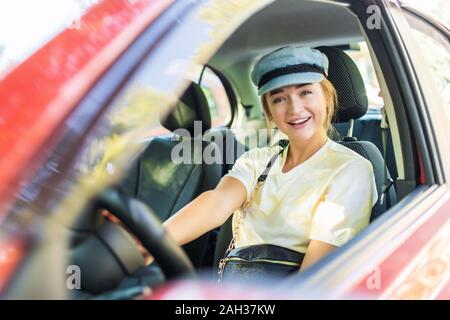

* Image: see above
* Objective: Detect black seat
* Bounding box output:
[333,115,398,181]
[213,46,397,273]
[203,127,247,177]
[122,82,222,269]
[316,46,396,220]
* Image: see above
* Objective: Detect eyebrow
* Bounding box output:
[268,83,312,96]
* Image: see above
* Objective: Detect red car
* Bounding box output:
[0,0,449,300]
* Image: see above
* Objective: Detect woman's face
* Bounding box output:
[265,82,327,144]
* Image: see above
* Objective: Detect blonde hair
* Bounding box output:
[261,78,338,137]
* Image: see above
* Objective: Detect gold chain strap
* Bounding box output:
[217,181,263,281]
[217,146,286,282]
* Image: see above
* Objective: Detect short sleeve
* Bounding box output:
[309,159,378,247]
[224,147,276,200]
[223,150,257,199]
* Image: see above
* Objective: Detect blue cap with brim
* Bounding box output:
[251,46,329,96]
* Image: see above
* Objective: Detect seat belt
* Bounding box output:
[380,106,393,208]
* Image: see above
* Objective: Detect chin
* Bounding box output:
[286,127,316,141]
[286,133,315,144]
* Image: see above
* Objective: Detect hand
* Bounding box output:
[137,243,154,265]
[102,209,155,265]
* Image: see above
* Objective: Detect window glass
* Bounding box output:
[402,0,450,27]
[198,66,232,127]
[147,65,233,138]
[345,42,384,113]
[404,12,450,130]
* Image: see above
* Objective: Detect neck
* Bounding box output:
[285,132,328,167]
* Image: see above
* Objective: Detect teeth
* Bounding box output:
[290,117,310,125]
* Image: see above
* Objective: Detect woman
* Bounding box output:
[163,46,378,274]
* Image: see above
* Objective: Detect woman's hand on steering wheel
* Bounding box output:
[95,187,194,280]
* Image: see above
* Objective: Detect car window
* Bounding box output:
[345,42,383,114]
[198,66,232,127]
[402,0,450,27]
[403,12,450,132]
[143,65,233,139]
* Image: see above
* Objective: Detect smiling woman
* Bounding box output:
[163,45,378,281]
[1,0,448,300]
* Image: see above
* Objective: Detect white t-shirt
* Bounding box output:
[224,138,378,253]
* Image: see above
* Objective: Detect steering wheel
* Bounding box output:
[95,188,194,280]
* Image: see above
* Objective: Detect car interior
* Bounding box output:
[91,0,402,296]
[3,0,428,299]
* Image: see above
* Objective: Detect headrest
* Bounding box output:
[161,82,211,136]
[316,46,368,123]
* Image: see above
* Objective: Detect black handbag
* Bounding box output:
[218,143,304,282]
[220,244,304,281]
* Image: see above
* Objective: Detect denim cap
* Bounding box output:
[251,46,329,96]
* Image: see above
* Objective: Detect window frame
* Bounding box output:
[198,64,238,128]
[398,4,450,182]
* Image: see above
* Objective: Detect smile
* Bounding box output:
[288,116,311,127]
